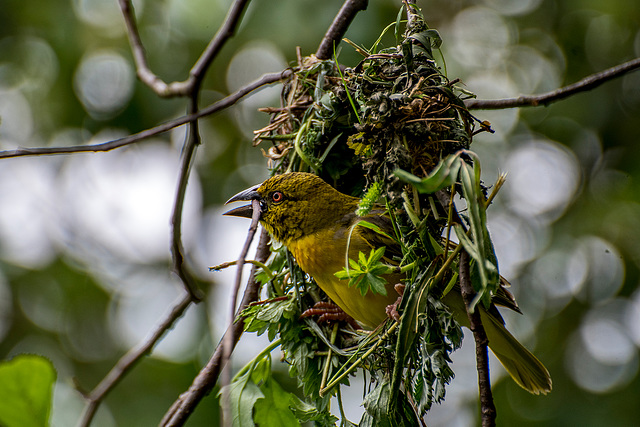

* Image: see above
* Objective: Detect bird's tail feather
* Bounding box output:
[481,310,552,394]
[442,291,552,394]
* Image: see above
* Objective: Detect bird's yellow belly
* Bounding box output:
[289,232,398,329]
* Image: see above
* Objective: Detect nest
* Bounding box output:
[254,15,487,203]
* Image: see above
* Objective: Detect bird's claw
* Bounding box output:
[300,301,360,329]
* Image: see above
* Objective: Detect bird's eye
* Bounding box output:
[271,191,284,203]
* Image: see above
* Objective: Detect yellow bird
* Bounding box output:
[225,171,552,395]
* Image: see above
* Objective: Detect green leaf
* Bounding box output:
[454,153,500,311]
[0,354,56,427]
[394,153,462,194]
[360,380,419,427]
[253,378,299,427]
[335,248,391,296]
[355,220,394,241]
[219,369,264,427]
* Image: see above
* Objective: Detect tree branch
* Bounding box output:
[170,102,204,301]
[190,0,252,88]
[466,57,640,110]
[316,0,369,60]
[118,0,252,97]
[221,198,262,424]
[0,70,292,160]
[160,228,270,427]
[436,189,496,425]
[77,292,194,427]
[459,251,496,427]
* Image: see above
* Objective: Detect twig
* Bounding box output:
[436,190,495,424]
[160,228,270,427]
[316,0,369,60]
[118,0,172,96]
[221,198,262,424]
[190,0,252,89]
[118,0,252,97]
[466,57,640,110]
[170,102,204,301]
[77,292,193,427]
[0,70,292,160]
[459,250,496,427]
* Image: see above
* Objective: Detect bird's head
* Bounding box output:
[224,172,358,244]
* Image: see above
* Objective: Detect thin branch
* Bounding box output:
[0,69,293,160]
[221,198,262,424]
[466,57,640,110]
[170,100,204,301]
[316,0,369,60]
[77,292,193,427]
[161,228,270,427]
[190,0,252,87]
[459,250,496,427]
[118,0,173,96]
[436,189,495,425]
[118,0,252,97]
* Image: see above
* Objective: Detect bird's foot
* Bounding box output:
[385,283,406,322]
[300,301,360,329]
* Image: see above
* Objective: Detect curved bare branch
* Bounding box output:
[466,57,640,110]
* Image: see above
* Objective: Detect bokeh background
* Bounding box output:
[1,0,640,425]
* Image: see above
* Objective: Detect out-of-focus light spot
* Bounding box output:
[168,0,226,39]
[584,14,631,70]
[505,139,580,221]
[465,75,519,142]
[17,278,64,334]
[484,0,542,16]
[58,139,202,265]
[488,212,549,279]
[626,289,640,347]
[506,45,562,94]
[532,247,584,311]
[450,7,513,69]
[573,237,624,304]
[0,36,59,94]
[73,51,134,119]
[226,41,287,137]
[567,299,638,393]
[108,269,203,362]
[582,318,635,365]
[0,157,57,268]
[0,89,34,143]
[51,382,116,427]
[73,0,142,36]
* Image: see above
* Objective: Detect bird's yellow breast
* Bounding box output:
[288,226,398,329]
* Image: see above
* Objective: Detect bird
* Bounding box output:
[224,171,552,395]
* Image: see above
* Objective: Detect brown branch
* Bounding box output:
[118,0,252,97]
[77,292,194,427]
[0,69,292,160]
[459,251,496,427]
[170,104,205,301]
[161,228,270,427]
[466,57,640,110]
[190,0,251,88]
[316,0,369,60]
[436,189,496,425]
[221,198,262,423]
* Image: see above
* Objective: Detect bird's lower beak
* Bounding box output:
[223,185,262,218]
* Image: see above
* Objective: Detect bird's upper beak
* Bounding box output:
[223,184,263,218]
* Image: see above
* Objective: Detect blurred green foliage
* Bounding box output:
[1,0,640,426]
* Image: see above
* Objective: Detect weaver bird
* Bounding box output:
[225,172,551,394]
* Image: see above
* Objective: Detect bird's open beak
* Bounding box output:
[223,184,262,218]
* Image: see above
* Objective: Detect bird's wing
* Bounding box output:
[352,212,403,264]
